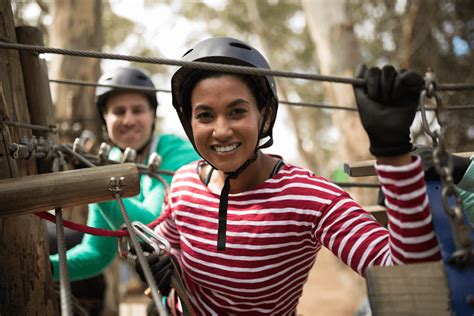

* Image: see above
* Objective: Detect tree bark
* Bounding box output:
[0,1,57,314]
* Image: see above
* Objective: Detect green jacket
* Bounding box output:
[50,134,199,281]
[458,156,474,225]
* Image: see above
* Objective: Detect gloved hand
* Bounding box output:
[354,64,425,156]
[411,144,471,184]
[135,252,173,296]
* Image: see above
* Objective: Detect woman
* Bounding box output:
[49,66,199,282]
[139,37,440,315]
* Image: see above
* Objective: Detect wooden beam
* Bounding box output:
[366,261,450,315]
[0,163,139,216]
[344,152,474,177]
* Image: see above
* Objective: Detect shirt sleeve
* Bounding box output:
[50,135,198,281]
[453,157,474,225]
[50,204,117,281]
[457,157,474,193]
[156,134,200,184]
[315,155,440,276]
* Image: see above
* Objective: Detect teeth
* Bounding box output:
[213,143,238,153]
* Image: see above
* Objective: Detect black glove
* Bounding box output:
[135,252,173,296]
[354,64,425,156]
[411,144,471,184]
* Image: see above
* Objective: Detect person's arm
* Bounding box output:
[322,64,441,274]
[457,157,474,225]
[50,203,117,281]
[155,134,200,183]
[316,155,440,276]
[458,157,474,193]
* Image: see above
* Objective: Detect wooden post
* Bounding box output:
[0,163,140,216]
[0,1,56,314]
[16,26,57,174]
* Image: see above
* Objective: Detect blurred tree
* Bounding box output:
[50,0,102,147]
[350,0,474,152]
[301,0,374,202]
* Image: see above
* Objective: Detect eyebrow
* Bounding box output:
[193,99,250,112]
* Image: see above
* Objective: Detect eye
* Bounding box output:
[194,111,213,122]
[132,107,145,115]
[230,107,247,117]
[111,108,126,116]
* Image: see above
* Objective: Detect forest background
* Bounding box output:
[10,0,474,315]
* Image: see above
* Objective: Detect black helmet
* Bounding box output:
[171,37,278,149]
[95,66,158,119]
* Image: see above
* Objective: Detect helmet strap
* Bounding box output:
[216,151,259,251]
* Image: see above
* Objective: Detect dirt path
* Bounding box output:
[297,248,367,316]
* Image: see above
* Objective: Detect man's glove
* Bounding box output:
[135,252,173,296]
[354,64,425,156]
[412,144,471,184]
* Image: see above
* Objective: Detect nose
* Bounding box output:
[122,110,135,127]
[212,117,232,141]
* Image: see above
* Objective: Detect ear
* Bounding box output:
[260,105,273,135]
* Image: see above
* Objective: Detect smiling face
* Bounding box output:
[190,75,264,173]
[103,91,155,150]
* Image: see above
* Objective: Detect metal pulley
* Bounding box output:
[73,129,96,154]
[148,152,162,172]
[122,147,137,163]
[98,142,112,163]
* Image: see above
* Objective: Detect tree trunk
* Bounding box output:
[301,0,376,205]
[0,1,57,314]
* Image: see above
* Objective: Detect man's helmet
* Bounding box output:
[171,37,278,149]
[95,66,158,120]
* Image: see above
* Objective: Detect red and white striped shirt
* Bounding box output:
[156,156,440,315]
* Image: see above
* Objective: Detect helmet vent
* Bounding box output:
[229,42,252,51]
[137,74,148,80]
[183,48,193,57]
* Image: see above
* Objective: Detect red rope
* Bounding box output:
[35,211,168,237]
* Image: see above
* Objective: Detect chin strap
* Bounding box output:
[216,152,258,251]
